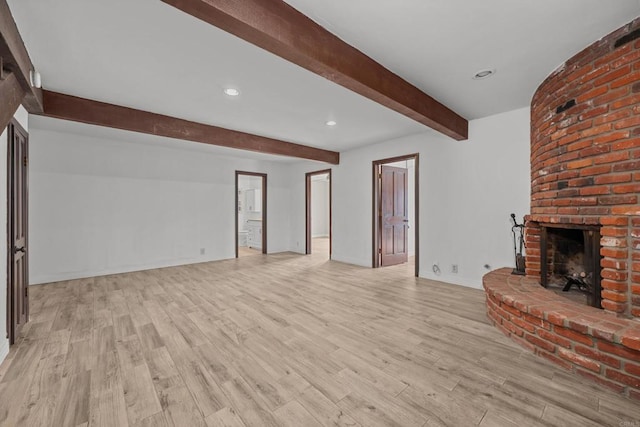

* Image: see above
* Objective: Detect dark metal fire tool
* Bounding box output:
[511,213,526,275]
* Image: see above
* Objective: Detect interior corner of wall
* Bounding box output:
[331,254,370,268]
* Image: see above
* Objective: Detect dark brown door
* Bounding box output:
[7,119,28,344]
[380,165,408,266]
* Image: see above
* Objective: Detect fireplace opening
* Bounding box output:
[540,225,602,309]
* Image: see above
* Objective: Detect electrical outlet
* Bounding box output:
[200,248,205,255]
[452,264,458,274]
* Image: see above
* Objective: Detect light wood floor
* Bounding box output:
[311,237,330,257]
[238,246,262,257]
[0,252,638,427]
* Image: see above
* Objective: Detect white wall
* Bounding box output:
[311,176,329,237]
[29,106,530,291]
[423,108,531,287]
[29,126,291,284]
[0,106,28,365]
[289,107,531,289]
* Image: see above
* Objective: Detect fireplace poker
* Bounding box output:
[511,213,526,275]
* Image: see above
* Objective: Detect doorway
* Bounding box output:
[305,169,331,258]
[372,154,419,277]
[7,119,29,345]
[235,172,267,258]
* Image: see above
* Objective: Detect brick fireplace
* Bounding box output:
[484,18,640,400]
[526,17,640,318]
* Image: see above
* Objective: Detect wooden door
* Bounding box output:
[7,119,29,344]
[380,165,408,266]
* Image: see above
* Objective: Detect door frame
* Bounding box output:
[6,118,29,345]
[235,171,267,258]
[305,169,332,257]
[372,154,419,277]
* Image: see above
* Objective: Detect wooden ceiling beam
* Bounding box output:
[0,0,43,113]
[161,0,468,140]
[0,72,24,131]
[40,91,340,164]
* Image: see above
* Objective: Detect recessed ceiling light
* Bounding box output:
[325,120,337,127]
[224,88,240,96]
[473,69,496,80]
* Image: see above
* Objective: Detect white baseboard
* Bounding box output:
[29,255,227,285]
[419,271,483,290]
[31,247,297,285]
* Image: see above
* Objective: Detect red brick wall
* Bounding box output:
[527,18,640,318]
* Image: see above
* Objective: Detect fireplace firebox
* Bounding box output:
[540,225,602,309]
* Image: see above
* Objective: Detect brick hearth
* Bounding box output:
[484,269,640,400]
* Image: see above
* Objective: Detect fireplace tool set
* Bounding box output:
[510,213,526,275]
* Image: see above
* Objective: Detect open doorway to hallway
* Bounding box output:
[236,171,267,258]
[305,169,331,259]
[372,154,419,277]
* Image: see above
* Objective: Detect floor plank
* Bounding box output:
[0,250,636,426]
[205,407,247,427]
[273,400,322,427]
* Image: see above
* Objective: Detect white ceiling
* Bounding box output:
[284,0,640,120]
[8,0,640,160]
